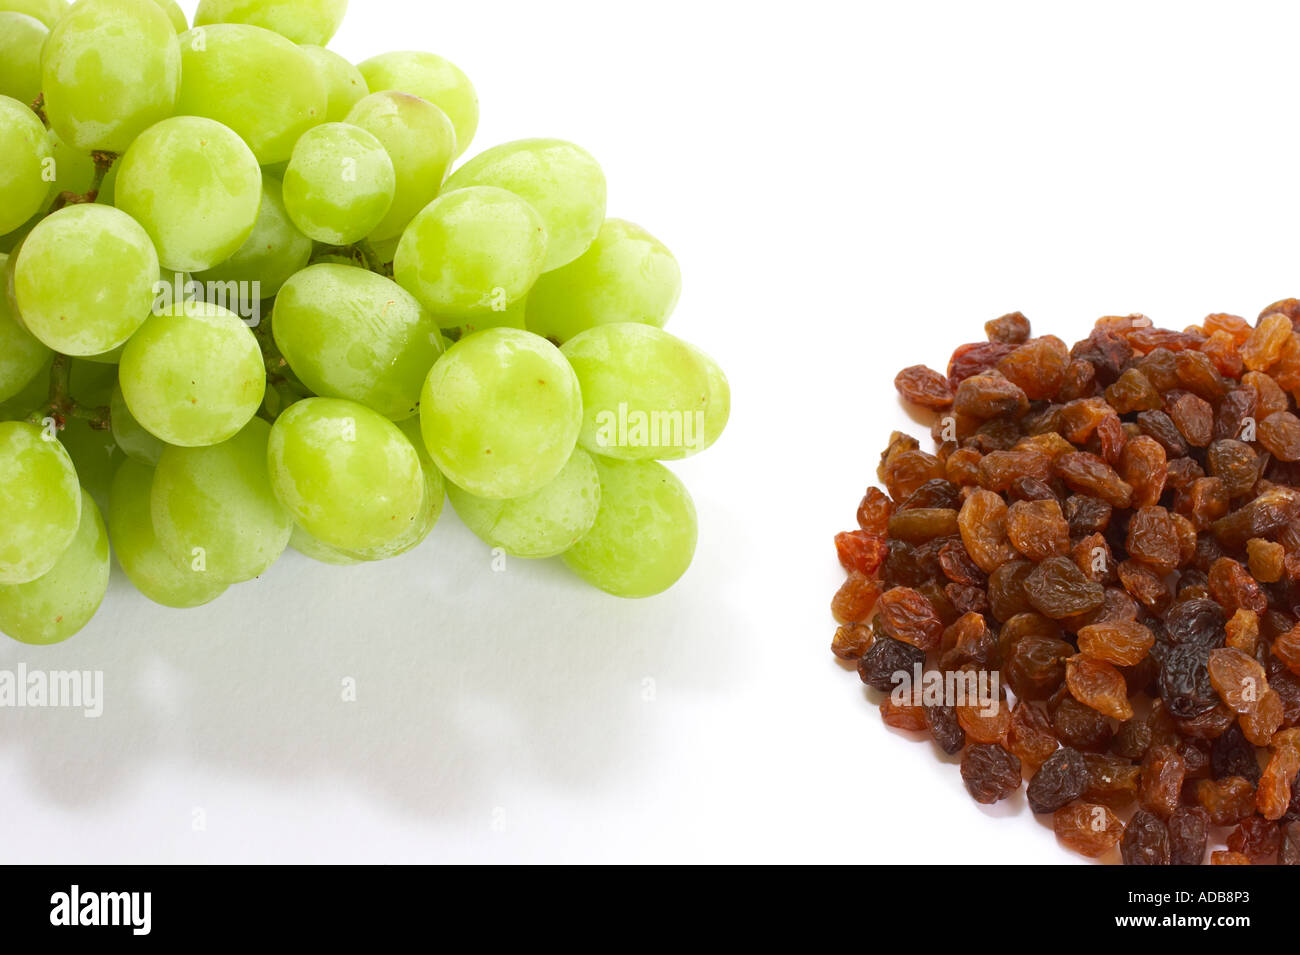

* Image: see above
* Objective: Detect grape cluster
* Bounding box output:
[0,0,730,645]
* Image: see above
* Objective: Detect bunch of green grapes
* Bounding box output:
[0,0,730,646]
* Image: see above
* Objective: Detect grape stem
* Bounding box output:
[310,240,393,278]
[30,92,47,126]
[37,354,112,433]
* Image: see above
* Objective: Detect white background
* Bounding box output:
[4,0,1300,863]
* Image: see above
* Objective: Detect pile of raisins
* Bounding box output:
[833,306,1300,865]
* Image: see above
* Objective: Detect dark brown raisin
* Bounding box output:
[1027,746,1088,813]
[1121,808,1170,865]
[960,744,1022,804]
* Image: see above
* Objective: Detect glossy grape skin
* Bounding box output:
[300,45,368,123]
[341,416,444,561]
[110,384,163,465]
[119,301,265,447]
[419,328,582,499]
[344,91,456,242]
[266,397,427,559]
[394,186,548,326]
[193,175,311,299]
[115,116,262,272]
[0,421,82,585]
[459,298,527,337]
[0,354,51,421]
[14,204,159,356]
[288,522,360,566]
[0,96,52,235]
[108,458,227,608]
[0,253,51,402]
[177,23,327,165]
[562,458,697,598]
[681,342,731,457]
[561,324,713,461]
[526,219,681,343]
[151,418,292,584]
[0,13,48,106]
[447,448,600,559]
[272,264,442,421]
[150,0,185,30]
[0,491,109,645]
[194,0,347,45]
[282,123,395,245]
[356,50,478,158]
[0,0,67,28]
[41,0,181,152]
[443,139,606,272]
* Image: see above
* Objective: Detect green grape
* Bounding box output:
[356,51,478,158]
[561,323,713,461]
[193,175,312,299]
[289,523,359,566]
[0,253,51,402]
[110,384,164,465]
[300,45,368,123]
[14,204,159,356]
[115,116,262,272]
[193,0,347,45]
[41,0,180,152]
[150,0,185,31]
[345,91,456,242]
[526,219,682,343]
[0,420,82,585]
[177,23,328,164]
[419,327,581,499]
[443,139,606,272]
[682,342,730,456]
[394,186,548,326]
[0,491,109,644]
[447,448,600,559]
[339,418,443,561]
[78,343,124,365]
[0,12,48,106]
[109,458,227,607]
[119,301,265,447]
[282,122,395,245]
[267,397,427,559]
[151,418,292,584]
[57,415,119,512]
[0,0,67,28]
[562,457,697,598]
[272,264,442,420]
[0,95,52,235]
[41,129,97,211]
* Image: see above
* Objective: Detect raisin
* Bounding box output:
[1137,410,1190,458]
[886,507,960,543]
[1052,694,1114,751]
[1126,506,1180,572]
[857,487,894,535]
[1055,452,1133,508]
[898,478,962,511]
[946,582,989,615]
[1139,744,1186,817]
[947,340,1019,384]
[875,586,944,651]
[1227,815,1281,864]
[1082,752,1140,809]
[1168,806,1210,865]
[1005,498,1070,561]
[1054,803,1124,858]
[1117,559,1172,615]
[957,489,1016,574]
[1204,312,1253,343]
[1064,494,1112,537]
[834,530,888,577]
[996,336,1070,401]
[924,702,966,755]
[1211,723,1263,783]
[857,636,926,693]
[1067,654,1134,720]
[880,696,929,732]
[1078,620,1155,667]
[1195,776,1257,825]
[831,623,874,661]
[1243,369,1290,418]
[1027,746,1088,814]
[1274,623,1300,676]
[1158,644,1217,719]
[1105,368,1163,414]
[976,449,1053,492]
[1212,387,1256,443]
[944,447,983,485]
[832,573,881,624]
[1257,744,1300,820]
[985,311,1031,344]
[960,743,1022,804]
[1119,436,1168,509]
[1007,701,1058,772]
[1208,557,1267,615]
[1280,822,1300,865]
[882,449,945,502]
[1163,597,1226,648]
[1166,391,1214,447]
[1206,440,1260,498]
[894,364,955,410]
[1113,715,1154,761]
[1240,690,1285,745]
[1202,331,1244,379]
[953,372,1029,420]
[1210,851,1252,865]
[987,561,1035,622]
[1174,349,1229,402]
[1242,312,1292,370]
[1207,647,1270,715]
[1224,608,1260,656]
[956,697,1012,745]
[1005,632,1074,700]
[1121,808,1171,865]
[1210,485,1300,548]
[1259,411,1300,461]
[1023,556,1106,619]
